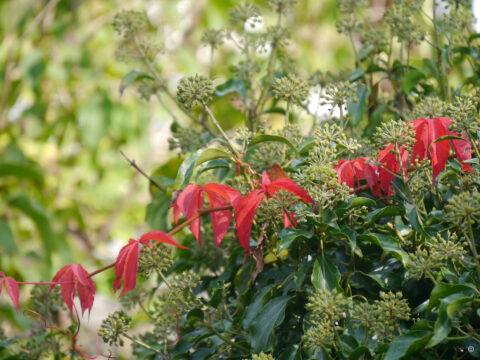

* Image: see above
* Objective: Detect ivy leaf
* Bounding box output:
[248,296,291,353]
[119,70,153,96]
[248,135,299,156]
[383,330,432,360]
[311,256,341,292]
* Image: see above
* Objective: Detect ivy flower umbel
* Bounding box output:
[229,3,261,24]
[113,10,147,38]
[272,74,309,105]
[99,311,132,346]
[445,190,480,227]
[201,29,225,49]
[176,74,214,109]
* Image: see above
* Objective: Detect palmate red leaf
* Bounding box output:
[173,184,204,245]
[234,171,313,254]
[283,210,297,228]
[139,231,190,249]
[4,277,19,314]
[262,172,314,203]
[114,231,191,297]
[409,117,472,183]
[50,264,95,316]
[234,189,265,252]
[113,239,139,297]
[377,144,409,195]
[334,157,369,189]
[173,183,240,247]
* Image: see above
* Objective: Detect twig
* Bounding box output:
[120,150,166,192]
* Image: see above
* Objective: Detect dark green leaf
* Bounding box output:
[404,202,430,239]
[311,256,341,292]
[427,303,451,348]
[402,69,426,93]
[347,84,370,126]
[174,149,204,188]
[366,205,404,223]
[359,233,410,266]
[248,296,291,352]
[248,135,299,155]
[277,228,313,254]
[119,70,153,96]
[214,78,247,101]
[145,191,171,232]
[384,330,432,360]
[428,283,475,311]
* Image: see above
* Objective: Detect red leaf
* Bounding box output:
[51,265,75,314]
[363,163,383,197]
[113,239,140,297]
[204,190,232,246]
[234,190,265,253]
[262,172,314,203]
[139,231,190,249]
[334,157,369,189]
[51,264,96,315]
[283,210,297,228]
[409,117,472,183]
[0,277,3,296]
[203,183,241,207]
[4,277,19,314]
[377,144,409,195]
[173,184,204,246]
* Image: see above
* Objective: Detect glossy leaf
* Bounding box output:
[248,135,299,156]
[384,330,432,360]
[311,256,341,292]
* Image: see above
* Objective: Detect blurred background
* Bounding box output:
[0,0,479,355]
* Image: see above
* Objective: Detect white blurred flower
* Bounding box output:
[474,1,480,33]
[244,16,264,34]
[306,85,345,120]
[256,41,272,59]
[145,2,162,27]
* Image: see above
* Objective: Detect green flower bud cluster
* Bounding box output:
[169,126,210,154]
[176,74,214,109]
[304,289,348,353]
[113,10,147,38]
[268,0,297,15]
[410,97,447,120]
[439,4,474,47]
[266,26,291,49]
[407,232,467,280]
[167,270,202,311]
[447,93,480,135]
[272,74,309,105]
[98,311,132,346]
[361,26,389,55]
[374,120,415,148]
[249,124,302,171]
[384,2,424,45]
[234,126,254,145]
[445,190,480,227]
[138,244,175,279]
[18,337,49,359]
[229,3,261,24]
[407,158,432,203]
[137,79,161,101]
[119,286,146,310]
[31,285,65,319]
[352,292,410,342]
[252,352,275,360]
[202,29,225,49]
[256,189,297,229]
[321,81,357,118]
[232,60,261,83]
[150,298,179,345]
[340,205,368,226]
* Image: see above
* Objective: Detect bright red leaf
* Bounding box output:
[408,117,472,183]
[234,172,314,253]
[173,183,241,247]
[50,263,95,316]
[114,231,191,297]
[377,143,409,195]
[334,157,369,189]
[0,275,20,314]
